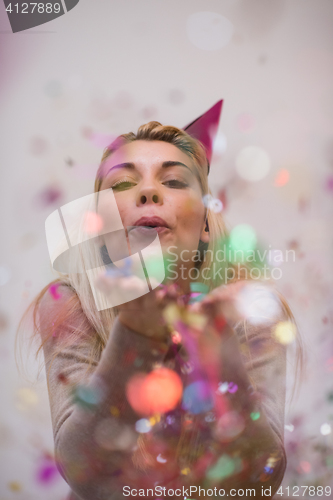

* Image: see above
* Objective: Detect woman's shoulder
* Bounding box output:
[38,281,78,317]
[38,281,89,343]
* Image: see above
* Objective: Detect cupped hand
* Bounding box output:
[189,280,249,329]
[96,271,184,342]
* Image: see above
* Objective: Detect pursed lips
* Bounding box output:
[130,216,170,232]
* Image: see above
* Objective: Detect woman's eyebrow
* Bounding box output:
[106,160,191,175]
[161,161,191,171]
[106,162,135,174]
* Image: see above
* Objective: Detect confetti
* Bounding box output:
[297,461,311,474]
[171,330,182,344]
[57,372,69,384]
[274,169,290,187]
[72,384,104,411]
[36,455,59,485]
[126,368,183,416]
[206,454,242,481]
[236,283,282,325]
[110,406,120,417]
[284,424,294,432]
[49,283,62,300]
[236,146,271,182]
[214,411,245,442]
[201,195,223,213]
[182,380,214,414]
[83,212,104,234]
[8,481,22,492]
[274,321,297,345]
[227,382,238,394]
[229,224,257,260]
[210,198,223,213]
[15,387,39,412]
[135,418,151,433]
[156,453,167,463]
[34,186,63,208]
[213,132,227,156]
[325,175,333,192]
[217,382,229,394]
[94,418,136,450]
[202,194,213,208]
[320,423,331,436]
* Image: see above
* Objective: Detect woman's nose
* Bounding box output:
[136,183,163,206]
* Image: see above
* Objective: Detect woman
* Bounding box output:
[18,106,303,500]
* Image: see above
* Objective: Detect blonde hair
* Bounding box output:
[16,121,304,403]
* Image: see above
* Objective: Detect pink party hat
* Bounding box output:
[183,100,223,174]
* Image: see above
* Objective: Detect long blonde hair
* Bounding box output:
[16,121,304,402]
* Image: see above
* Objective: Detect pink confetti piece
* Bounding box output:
[274,169,290,187]
[49,284,62,301]
[35,454,60,485]
[228,382,238,393]
[325,175,333,192]
[34,186,63,208]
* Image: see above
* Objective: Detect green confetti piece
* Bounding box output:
[206,454,242,481]
[72,384,103,410]
[189,293,206,304]
[250,412,260,421]
[190,282,210,294]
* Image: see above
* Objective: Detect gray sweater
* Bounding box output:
[39,284,287,500]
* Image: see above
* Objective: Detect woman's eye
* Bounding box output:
[164,179,188,189]
[111,181,136,191]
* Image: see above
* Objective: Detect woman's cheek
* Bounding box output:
[179,196,203,218]
[113,198,130,226]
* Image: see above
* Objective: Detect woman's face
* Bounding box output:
[99,140,209,261]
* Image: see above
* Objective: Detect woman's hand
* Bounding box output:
[189,280,248,329]
[95,271,183,342]
[117,285,170,342]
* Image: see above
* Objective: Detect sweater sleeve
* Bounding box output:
[225,286,288,495]
[234,318,287,449]
[39,285,173,499]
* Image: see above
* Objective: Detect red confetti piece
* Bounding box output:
[57,372,69,384]
[274,169,290,187]
[214,315,227,331]
[126,368,183,416]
